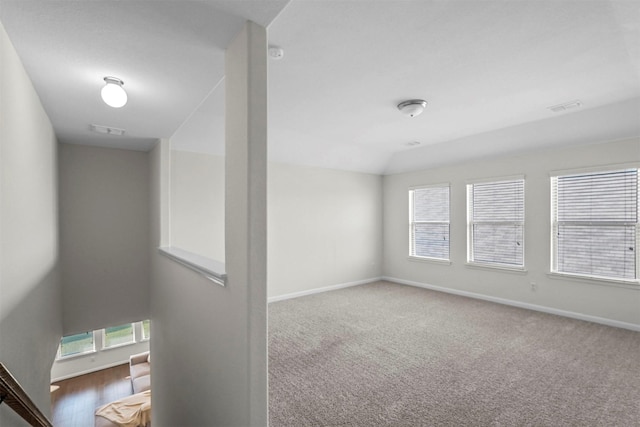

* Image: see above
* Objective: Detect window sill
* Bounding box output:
[547,272,640,290]
[159,246,226,286]
[408,256,451,265]
[102,341,136,351]
[56,349,97,361]
[465,262,528,274]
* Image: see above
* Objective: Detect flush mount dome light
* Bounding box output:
[101,76,127,108]
[397,99,427,117]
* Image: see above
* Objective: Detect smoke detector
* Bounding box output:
[268,46,284,60]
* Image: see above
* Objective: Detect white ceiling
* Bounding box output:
[2,0,639,174]
[0,0,288,150]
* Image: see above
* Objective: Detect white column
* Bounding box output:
[225,21,268,426]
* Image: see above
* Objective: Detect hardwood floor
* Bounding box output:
[50,364,133,427]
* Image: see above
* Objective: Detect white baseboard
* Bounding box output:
[268,277,382,303]
[51,360,130,383]
[383,276,640,332]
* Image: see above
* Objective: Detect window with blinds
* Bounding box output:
[409,185,450,260]
[467,178,525,268]
[551,168,638,282]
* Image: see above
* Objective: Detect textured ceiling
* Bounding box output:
[2,0,639,174]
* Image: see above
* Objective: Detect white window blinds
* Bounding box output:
[410,185,450,260]
[468,179,525,268]
[551,168,638,281]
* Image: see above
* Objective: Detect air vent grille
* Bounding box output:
[90,124,125,136]
[548,100,582,113]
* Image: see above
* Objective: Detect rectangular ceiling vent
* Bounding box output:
[90,124,125,136]
[548,100,582,113]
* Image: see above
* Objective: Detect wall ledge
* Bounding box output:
[158,246,226,286]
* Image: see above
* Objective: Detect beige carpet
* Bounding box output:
[268,281,640,426]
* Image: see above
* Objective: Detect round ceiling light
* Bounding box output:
[397,99,427,118]
[101,76,127,108]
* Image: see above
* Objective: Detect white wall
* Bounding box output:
[171,150,225,261]
[169,150,384,299]
[59,144,150,334]
[383,138,640,327]
[0,21,62,424]
[268,162,383,298]
[150,22,269,427]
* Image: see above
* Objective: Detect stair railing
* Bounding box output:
[0,362,53,427]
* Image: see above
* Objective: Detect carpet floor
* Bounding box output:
[268,281,640,426]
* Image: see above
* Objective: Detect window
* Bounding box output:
[551,168,638,282]
[409,185,450,260]
[467,178,525,268]
[142,320,151,340]
[59,332,95,358]
[103,323,135,348]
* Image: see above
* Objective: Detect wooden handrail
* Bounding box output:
[0,362,53,427]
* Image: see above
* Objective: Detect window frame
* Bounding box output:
[466,176,526,271]
[57,331,97,360]
[141,320,151,341]
[550,166,639,285]
[408,183,451,262]
[102,323,136,350]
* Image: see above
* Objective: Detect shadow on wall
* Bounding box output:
[0,266,62,424]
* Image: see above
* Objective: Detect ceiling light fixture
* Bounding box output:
[101,76,127,108]
[397,99,427,117]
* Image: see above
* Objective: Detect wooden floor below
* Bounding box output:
[50,364,133,427]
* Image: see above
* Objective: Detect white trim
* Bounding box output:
[408,256,451,265]
[267,277,382,303]
[549,162,639,178]
[159,246,226,286]
[382,276,640,332]
[102,341,137,351]
[465,174,525,185]
[56,349,97,361]
[465,262,528,274]
[408,182,450,191]
[51,360,130,383]
[546,272,640,289]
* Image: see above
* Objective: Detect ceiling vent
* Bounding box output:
[548,100,582,113]
[90,124,125,136]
